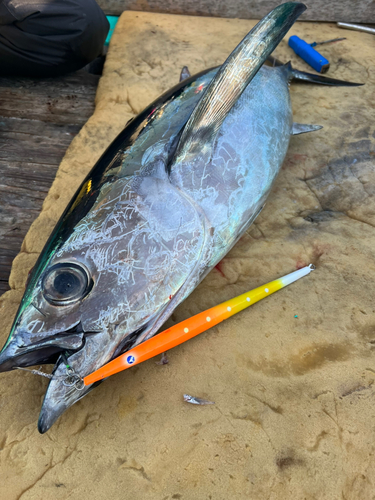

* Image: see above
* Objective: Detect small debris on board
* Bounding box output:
[183,394,215,405]
[155,352,169,365]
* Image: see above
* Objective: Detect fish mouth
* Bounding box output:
[0,334,84,373]
[0,322,97,373]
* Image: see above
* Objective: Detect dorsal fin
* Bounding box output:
[174,2,306,161]
[180,66,191,82]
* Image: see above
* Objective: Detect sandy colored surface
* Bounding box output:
[1,11,375,500]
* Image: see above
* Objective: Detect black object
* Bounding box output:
[0,0,109,77]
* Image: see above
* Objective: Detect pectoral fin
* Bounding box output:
[292,123,323,135]
[174,2,306,161]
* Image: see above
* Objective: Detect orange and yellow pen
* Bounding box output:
[84,264,315,386]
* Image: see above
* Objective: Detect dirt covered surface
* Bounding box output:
[0,11,374,500]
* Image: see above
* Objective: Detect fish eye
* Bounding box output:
[42,263,92,306]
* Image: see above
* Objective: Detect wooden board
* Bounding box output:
[98,0,375,23]
[0,71,99,295]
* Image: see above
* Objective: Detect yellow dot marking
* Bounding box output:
[206,316,211,322]
[184,327,189,333]
[227,306,231,312]
[265,288,269,293]
[246,297,250,302]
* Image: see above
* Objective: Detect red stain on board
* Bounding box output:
[293,154,308,162]
[312,243,332,264]
[215,261,225,278]
[284,153,308,170]
[296,243,332,270]
[296,260,307,270]
[314,244,327,258]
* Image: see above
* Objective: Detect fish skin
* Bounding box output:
[0,3,306,432]
[38,62,294,433]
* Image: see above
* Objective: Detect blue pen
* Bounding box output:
[288,35,345,73]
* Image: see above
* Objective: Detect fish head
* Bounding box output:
[0,222,166,432]
[0,172,203,432]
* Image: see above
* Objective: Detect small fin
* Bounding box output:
[180,66,191,82]
[174,2,306,159]
[292,123,323,135]
[290,67,363,86]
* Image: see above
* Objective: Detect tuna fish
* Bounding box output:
[0,3,360,432]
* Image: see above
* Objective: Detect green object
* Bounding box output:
[294,314,298,318]
[105,16,119,46]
